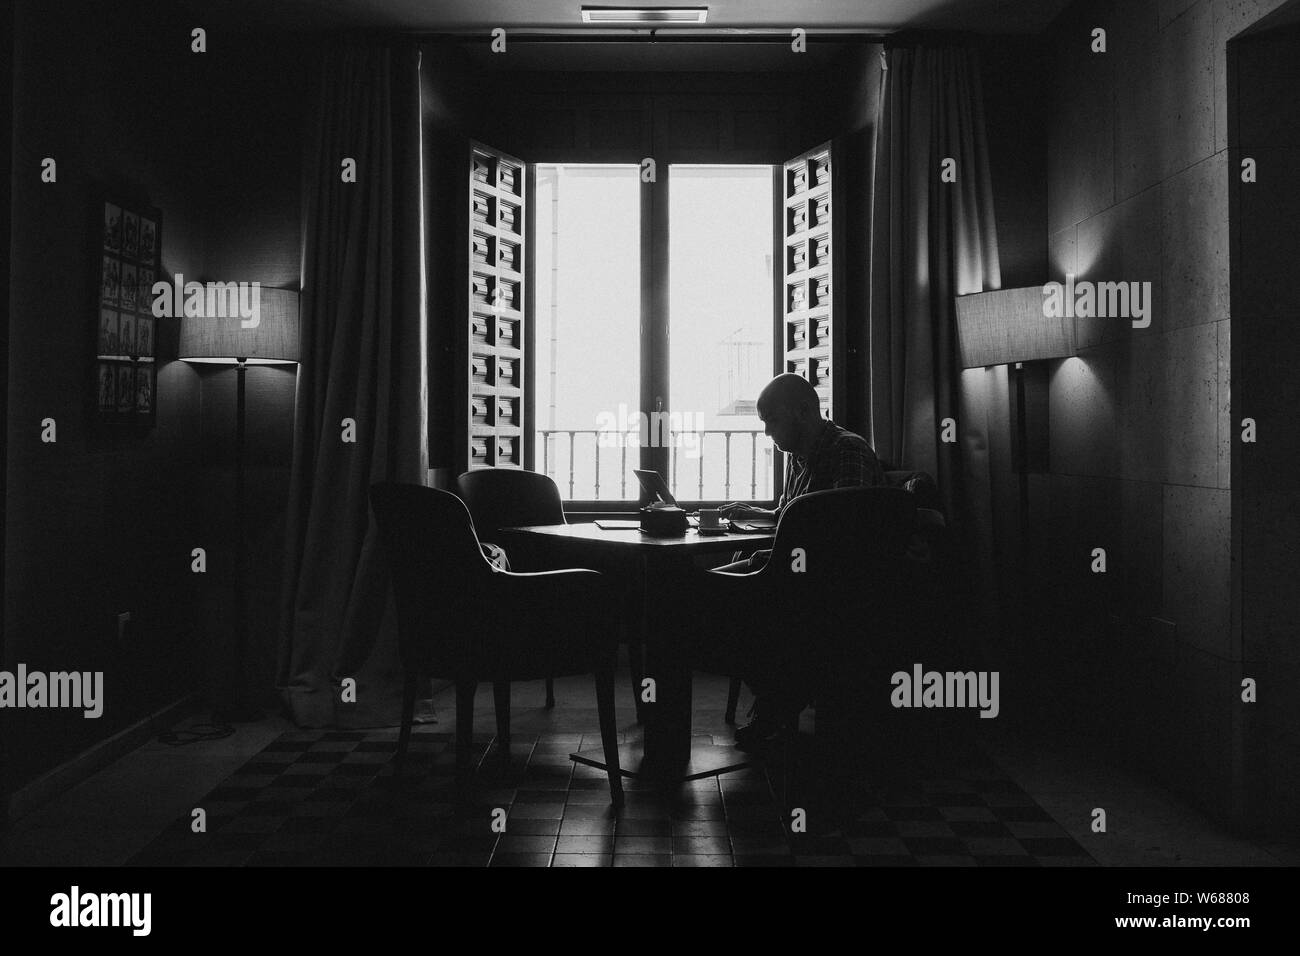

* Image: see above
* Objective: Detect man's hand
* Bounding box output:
[719,502,775,520]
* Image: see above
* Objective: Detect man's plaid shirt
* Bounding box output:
[777,419,884,513]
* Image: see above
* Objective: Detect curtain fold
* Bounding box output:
[866,41,1002,637]
[276,42,428,727]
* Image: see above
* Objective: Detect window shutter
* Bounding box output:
[781,143,838,420]
[462,141,527,471]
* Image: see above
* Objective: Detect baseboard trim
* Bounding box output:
[4,693,201,825]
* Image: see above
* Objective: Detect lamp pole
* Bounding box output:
[217,357,259,722]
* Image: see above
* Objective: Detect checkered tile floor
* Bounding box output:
[128,729,1096,867]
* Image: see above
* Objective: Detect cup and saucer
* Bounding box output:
[695,509,731,536]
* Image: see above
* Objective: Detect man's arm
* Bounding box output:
[719,502,776,519]
[720,453,792,519]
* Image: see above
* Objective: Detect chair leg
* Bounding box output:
[395,671,418,772]
[628,641,646,724]
[493,681,511,760]
[545,677,556,709]
[724,676,742,724]
[455,680,477,779]
[594,665,624,809]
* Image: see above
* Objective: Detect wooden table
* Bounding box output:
[500,522,775,782]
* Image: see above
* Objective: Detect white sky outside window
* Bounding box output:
[534,165,640,500]
[668,165,775,503]
[533,163,775,503]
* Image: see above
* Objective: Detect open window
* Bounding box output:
[456,139,841,510]
[666,164,777,503]
[533,163,642,501]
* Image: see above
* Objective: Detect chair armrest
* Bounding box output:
[494,566,605,602]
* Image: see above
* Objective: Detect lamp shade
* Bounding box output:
[955,286,1075,368]
[178,286,300,364]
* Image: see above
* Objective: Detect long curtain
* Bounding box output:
[866,40,1002,634]
[276,42,428,727]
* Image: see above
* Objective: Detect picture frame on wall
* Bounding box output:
[103,202,121,252]
[135,364,154,416]
[101,255,119,304]
[122,210,139,259]
[136,315,154,358]
[139,216,156,264]
[119,312,135,356]
[138,266,154,313]
[120,262,137,311]
[115,364,134,413]
[98,307,118,355]
[94,194,160,426]
[97,361,116,412]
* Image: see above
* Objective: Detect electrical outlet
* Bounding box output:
[117,611,131,640]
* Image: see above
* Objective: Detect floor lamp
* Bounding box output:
[180,288,300,722]
[956,285,1076,650]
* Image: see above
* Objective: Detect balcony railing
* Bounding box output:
[539,429,773,502]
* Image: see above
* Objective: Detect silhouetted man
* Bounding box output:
[719,372,884,568]
[716,372,885,747]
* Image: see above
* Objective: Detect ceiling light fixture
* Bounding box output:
[580,7,708,25]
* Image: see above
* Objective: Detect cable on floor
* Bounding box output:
[156,723,237,746]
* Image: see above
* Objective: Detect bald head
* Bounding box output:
[757,373,820,418]
[756,373,823,456]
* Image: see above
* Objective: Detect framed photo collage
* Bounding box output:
[96,197,159,424]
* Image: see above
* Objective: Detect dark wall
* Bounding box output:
[5,0,206,787]
[1229,17,1300,836]
[837,45,882,135]
[980,38,1049,289]
[467,65,852,165]
[4,0,305,789]
[1034,0,1294,831]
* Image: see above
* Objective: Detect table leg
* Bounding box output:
[571,552,753,783]
[629,564,648,725]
